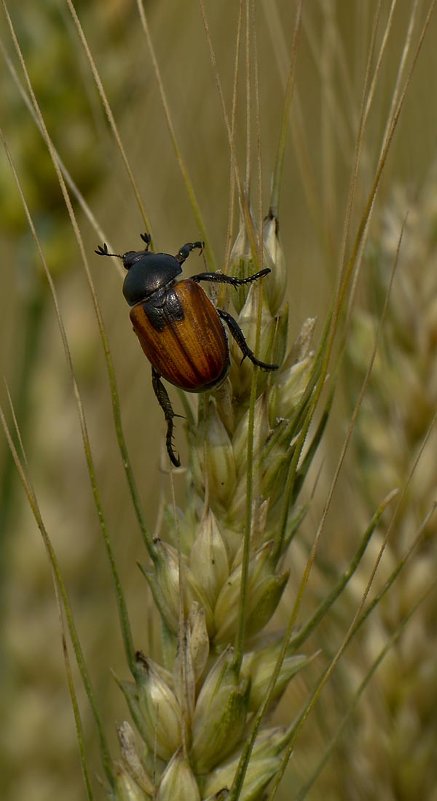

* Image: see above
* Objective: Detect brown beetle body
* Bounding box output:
[130,280,229,392]
[95,234,278,466]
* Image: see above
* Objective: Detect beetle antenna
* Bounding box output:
[140,233,152,250]
[95,243,123,259]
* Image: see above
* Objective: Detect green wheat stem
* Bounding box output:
[295,579,436,801]
[269,0,304,217]
[290,489,399,651]
[1,0,155,559]
[268,500,437,800]
[0,283,46,594]
[0,404,115,789]
[59,623,95,801]
[234,367,258,671]
[65,0,152,236]
[1,130,138,676]
[135,0,214,266]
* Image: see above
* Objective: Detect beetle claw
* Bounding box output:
[167,433,181,468]
[166,421,180,467]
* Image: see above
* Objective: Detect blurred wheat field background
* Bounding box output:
[1,2,437,800]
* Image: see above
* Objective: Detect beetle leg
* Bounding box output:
[151,367,181,467]
[217,309,278,371]
[175,241,204,265]
[191,268,271,286]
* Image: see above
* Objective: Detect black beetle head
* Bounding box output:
[122,251,182,306]
[121,250,149,270]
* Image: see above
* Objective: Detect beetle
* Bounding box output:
[96,233,278,466]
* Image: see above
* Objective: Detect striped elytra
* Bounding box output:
[130,279,229,392]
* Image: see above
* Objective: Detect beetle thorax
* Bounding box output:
[122,251,182,306]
